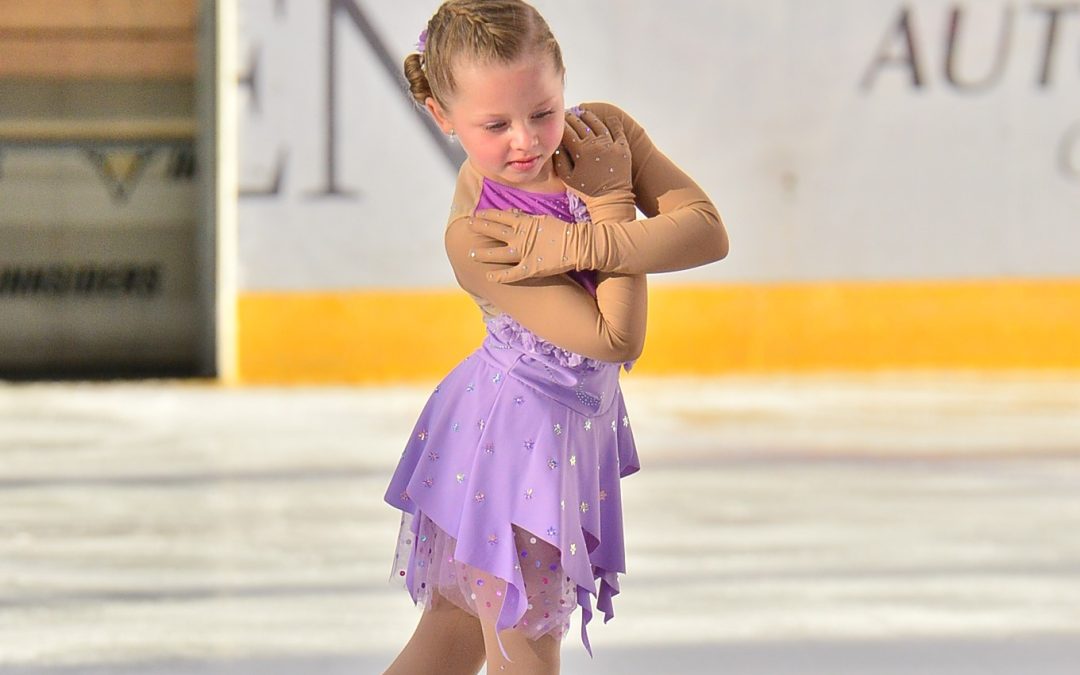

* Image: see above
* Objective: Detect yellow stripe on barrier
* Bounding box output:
[237,279,1080,383]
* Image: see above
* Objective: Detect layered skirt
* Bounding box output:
[384,313,639,655]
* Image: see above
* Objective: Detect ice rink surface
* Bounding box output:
[2,372,1080,674]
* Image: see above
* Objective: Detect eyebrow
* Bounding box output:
[475,97,559,118]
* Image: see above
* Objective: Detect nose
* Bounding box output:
[510,121,538,151]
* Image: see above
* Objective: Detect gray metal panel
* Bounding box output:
[0,145,199,375]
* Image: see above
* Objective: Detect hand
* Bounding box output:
[464,108,635,284]
[554,108,636,226]
[554,109,631,197]
[467,210,606,284]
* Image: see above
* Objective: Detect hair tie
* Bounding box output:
[416,28,428,54]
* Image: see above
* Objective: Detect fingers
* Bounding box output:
[486,264,529,284]
[468,212,524,265]
[606,115,628,148]
[552,146,573,179]
[579,110,612,141]
[473,242,521,264]
[468,214,515,241]
[473,208,535,228]
[564,112,590,142]
[560,120,583,157]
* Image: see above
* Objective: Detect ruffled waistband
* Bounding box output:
[484,313,635,374]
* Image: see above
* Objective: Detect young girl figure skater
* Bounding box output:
[384,1,728,672]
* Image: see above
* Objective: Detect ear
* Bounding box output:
[425,97,454,135]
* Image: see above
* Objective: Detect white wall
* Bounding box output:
[237,0,1080,291]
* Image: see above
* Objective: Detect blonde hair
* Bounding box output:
[404,0,565,110]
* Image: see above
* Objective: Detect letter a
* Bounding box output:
[860,6,925,90]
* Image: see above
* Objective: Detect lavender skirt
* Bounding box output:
[384,313,639,655]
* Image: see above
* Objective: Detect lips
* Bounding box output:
[507,156,539,169]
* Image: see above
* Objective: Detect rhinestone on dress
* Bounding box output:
[524,488,534,500]
[570,543,577,556]
[547,527,557,537]
[451,422,460,432]
[466,383,475,392]
[476,419,486,431]
[599,489,608,501]
[523,439,535,450]
[492,372,502,384]
[514,396,525,405]
[580,501,589,513]
[417,429,428,441]
[622,415,629,427]
[488,534,499,545]
[583,419,592,431]
[484,442,495,454]
[422,477,433,488]
[611,419,617,431]
[548,458,558,470]
[553,423,562,436]
[569,455,576,466]
[456,472,465,483]
[474,491,485,503]
[427,451,439,461]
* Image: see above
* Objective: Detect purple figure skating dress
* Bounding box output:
[384,166,639,657]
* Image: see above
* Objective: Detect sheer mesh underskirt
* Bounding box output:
[392,511,577,642]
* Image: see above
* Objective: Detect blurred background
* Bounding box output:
[2,0,1079,673]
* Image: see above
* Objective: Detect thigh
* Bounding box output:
[383,591,486,675]
[471,528,567,674]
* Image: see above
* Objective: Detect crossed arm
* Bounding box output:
[471,101,729,279]
[446,215,647,363]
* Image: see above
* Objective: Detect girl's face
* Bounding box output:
[427,54,565,191]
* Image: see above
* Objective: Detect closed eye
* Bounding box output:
[483,110,555,133]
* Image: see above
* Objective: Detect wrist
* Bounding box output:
[584,190,636,227]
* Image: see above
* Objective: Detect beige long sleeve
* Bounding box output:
[446,216,647,363]
[572,101,729,274]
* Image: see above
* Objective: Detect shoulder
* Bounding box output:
[577,100,653,149]
[444,215,501,293]
[444,216,477,267]
[447,160,486,225]
[578,101,646,131]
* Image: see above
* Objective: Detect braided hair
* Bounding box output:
[404,0,565,110]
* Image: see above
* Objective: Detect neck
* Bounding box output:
[468,157,564,194]
[513,158,564,193]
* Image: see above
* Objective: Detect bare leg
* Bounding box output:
[470,564,562,674]
[383,591,487,675]
[479,623,561,674]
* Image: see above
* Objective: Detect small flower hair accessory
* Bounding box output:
[416,28,428,54]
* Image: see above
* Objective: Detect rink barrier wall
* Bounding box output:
[235,278,1080,383]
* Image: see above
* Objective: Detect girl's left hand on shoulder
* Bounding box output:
[555,109,632,198]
